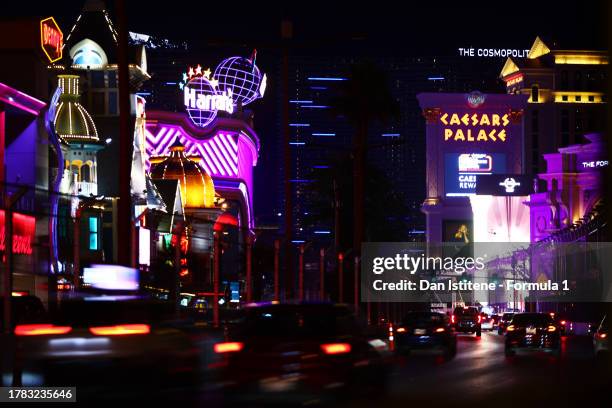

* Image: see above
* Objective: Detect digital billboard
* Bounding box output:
[444,153,506,196]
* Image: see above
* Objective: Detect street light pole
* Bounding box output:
[319,248,325,300]
[245,234,253,303]
[273,239,280,301]
[298,244,304,301]
[338,252,344,303]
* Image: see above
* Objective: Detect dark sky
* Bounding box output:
[3,0,609,53]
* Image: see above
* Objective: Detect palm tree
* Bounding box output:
[330,62,399,255]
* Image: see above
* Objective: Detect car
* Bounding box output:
[481,313,494,331]
[12,295,199,392]
[504,313,561,357]
[593,315,608,358]
[394,311,456,359]
[0,294,47,332]
[498,312,515,335]
[452,306,481,336]
[213,303,390,404]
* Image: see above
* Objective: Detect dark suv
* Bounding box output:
[452,306,481,337]
[498,312,515,335]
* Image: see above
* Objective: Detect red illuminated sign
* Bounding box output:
[0,211,36,255]
[40,17,63,63]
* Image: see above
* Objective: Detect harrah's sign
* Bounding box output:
[40,17,63,63]
[184,85,234,114]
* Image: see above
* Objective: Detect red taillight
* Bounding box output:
[560,320,567,326]
[477,315,482,324]
[598,333,607,339]
[435,327,445,333]
[214,342,244,354]
[396,327,406,333]
[89,324,150,336]
[321,343,352,355]
[15,324,72,336]
[451,315,456,324]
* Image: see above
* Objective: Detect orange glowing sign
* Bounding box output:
[440,112,510,142]
[40,17,63,63]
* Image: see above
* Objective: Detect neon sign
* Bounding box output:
[183,65,234,128]
[0,211,35,255]
[40,17,63,63]
[458,48,530,58]
[445,153,506,197]
[499,177,521,193]
[440,112,510,142]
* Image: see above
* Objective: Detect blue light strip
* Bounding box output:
[307,77,347,81]
[289,179,313,183]
[289,123,310,127]
[135,92,151,96]
[409,230,426,234]
[314,230,331,234]
[291,240,305,244]
[312,133,336,137]
[289,142,305,146]
[310,86,328,90]
[165,82,177,85]
[312,165,330,169]
[381,133,400,137]
[289,100,313,104]
[301,105,329,109]
[427,77,445,81]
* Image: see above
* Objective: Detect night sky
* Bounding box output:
[2,0,608,52]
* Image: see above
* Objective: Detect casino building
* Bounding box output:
[500,37,608,174]
[417,92,528,243]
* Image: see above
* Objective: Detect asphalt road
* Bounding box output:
[344,331,611,408]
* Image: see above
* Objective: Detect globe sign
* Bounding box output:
[213,56,265,107]
[183,75,234,128]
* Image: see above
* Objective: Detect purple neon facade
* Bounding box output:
[144,110,259,229]
[528,133,607,242]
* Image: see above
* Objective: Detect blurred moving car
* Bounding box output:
[0,294,46,332]
[452,306,481,337]
[481,313,494,331]
[214,303,390,404]
[13,295,199,389]
[593,315,608,357]
[498,312,515,335]
[394,311,456,358]
[504,313,561,357]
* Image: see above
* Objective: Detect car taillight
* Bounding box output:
[477,315,482,324]
[89,324,150,336]
[598,333,608,339]
[560,320,567,326]
[506,325,515,332]
[435,327,445,333]
[451,315,456,324]
[396,327,406,333]
[321,343,352,355]
[214,342,244,354]
[547,325,557,332]
[15,324,72,336]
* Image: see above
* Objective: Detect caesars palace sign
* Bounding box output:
[440,112,510,142]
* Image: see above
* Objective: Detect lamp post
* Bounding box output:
[338,252,344,303]
[319,248,325,301]
[298,244,305,301]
